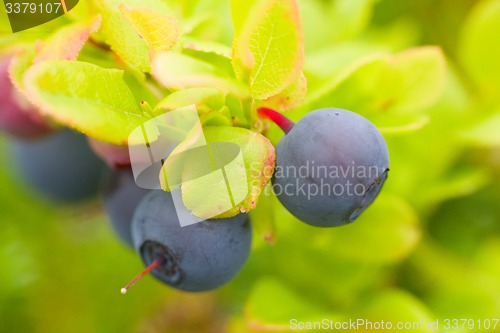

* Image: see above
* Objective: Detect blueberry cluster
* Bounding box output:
[1,56,389,293]
[111,107,389,292]
[1,57,253,293]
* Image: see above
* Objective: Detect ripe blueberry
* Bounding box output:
[260,107,389,227]
[102,168,149,248]
[125,190,252,292]
[12,129,107,203]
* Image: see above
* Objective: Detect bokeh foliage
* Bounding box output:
[1,0,500,332]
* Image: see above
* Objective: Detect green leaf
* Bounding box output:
[260,72,307,112]
[391,47,447,112]
[199,108,232,127]
[180,0,234,45]
[417,167,490,208]
[180,37,235,79]
[410,240,494,306]
[377,114,430,135]
[475,237,500,283]
[76,42,121,70]
[120,5,180,59]
[300,0,377,53]
[8,16,102,95]
[63,0,98,22]
[245,278,334,331]
[231,0,304,100]
[23,60,144,144]
[123,72,160,107]
[226,94,250,127]
[152,51,247,96]
[459,0,500,93]
[98,0,172,72]
[160,126,275,219]
[181,37,231,59]
[304,44,388,81]
[312,56,398,111]
[249,184,276,245]
[35,16,102,62]
[427,186,500,257]
[8,48,37,94]
[461,110,500,146]
[230,0,253,36]
[99,3,148,72]
[360,289,436,332]
[317,195,421,264]
[304,44,389,101]
[308,47,446,116]
[155,87,226,114]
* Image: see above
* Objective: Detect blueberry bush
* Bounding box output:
[1,0,499,332]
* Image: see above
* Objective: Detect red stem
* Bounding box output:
[120,258,163,294]
[257,107,295,134]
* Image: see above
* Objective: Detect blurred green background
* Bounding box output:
[1,0,500,332]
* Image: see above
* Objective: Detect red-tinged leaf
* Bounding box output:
[35,16,102,63]
[23,60,144,145]
[260,71,307,112]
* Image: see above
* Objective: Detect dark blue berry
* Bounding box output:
[12,129,107,203]
[102,168,149,248]
[273,108,389,227]
[131,190,252,292]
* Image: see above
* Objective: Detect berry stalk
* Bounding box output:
[120,257,164,294]
[257,107,295,134]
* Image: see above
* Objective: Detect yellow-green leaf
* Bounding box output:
[160,126,275,219]
[98,0,172,72]
[461,110,500,146]
[152,51,247,96]
[181,37,232,59]
[316,195,421,264]
[155,87,225,114]
[391,47,447,112]
[300,0,377,53]
[245,278,335,331]
[35,16,102,62]
[260,71,307,112]
[9,17,102,96]
[8,48,37,94]
[378,114,430,135]
[231,0,304,100]
[360,290,437,333]
[120,5,179,59]
[459,0,500,94]
[249,184,276,245]
[308,47,446,116]
[23,61,144,144]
